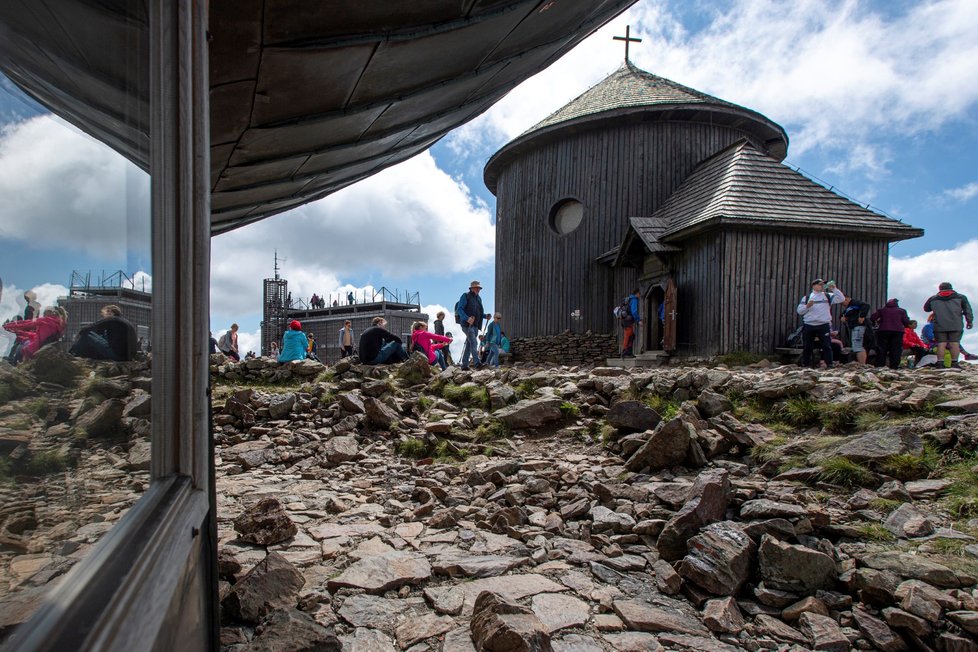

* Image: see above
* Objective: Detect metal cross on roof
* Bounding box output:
[613,25,642,62]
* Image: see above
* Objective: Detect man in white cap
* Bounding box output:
[455,280,490,370]
[796,278,845,368]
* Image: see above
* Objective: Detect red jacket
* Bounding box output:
[411,330,451,364]
[903,327,926,350]
[3,316,65,360]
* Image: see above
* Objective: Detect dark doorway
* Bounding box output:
[645,284,665,351]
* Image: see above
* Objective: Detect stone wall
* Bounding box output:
[511,330,617,366]
[210,353,324,384]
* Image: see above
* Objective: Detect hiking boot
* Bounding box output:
[949,361,962,369]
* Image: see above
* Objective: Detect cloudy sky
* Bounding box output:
[2,0,977,357]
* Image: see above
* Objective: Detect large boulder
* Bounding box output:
[470,591,552,652]
[234,498,298,545]
[221,553,305,624]
[696,390,733,419]
[243,608,341,652]
[625,418,690,472]
[606,401,661,432]
[826,427,922,465]
[395,352,433,385]
[758,535,837,595]
[267,393,296,419]
[326,551,431,594]
[745,375,815,399]
[495,398,563,429]
[364,397,399,430]
[22,345,83,386]
[657,469,731,561]
[74,398,126,438]
[679,521,755,595]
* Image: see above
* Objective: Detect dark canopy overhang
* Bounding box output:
[0,0,634,234]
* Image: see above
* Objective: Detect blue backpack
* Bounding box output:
[454,293,467,324]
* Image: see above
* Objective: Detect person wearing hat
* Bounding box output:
[278,319,309,363]
[796,278,846,369]
[457,280,491,370]
[924,281,974,369]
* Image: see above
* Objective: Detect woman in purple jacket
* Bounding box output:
[871,299,910,369]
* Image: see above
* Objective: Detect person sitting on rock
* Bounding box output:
[359,316,409,365]
[4,306,67,364]
[69,304,137,362]
[903,320,928,365]
[411,321,451,371]
[278,320,308,363]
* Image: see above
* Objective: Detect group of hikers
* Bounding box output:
[3,291,139,365]
[795,278,973,370]
[226,280,511,371]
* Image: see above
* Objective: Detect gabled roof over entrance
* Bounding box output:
[655,140,923,242]
[0,0,634,234]
[611,216,681,268]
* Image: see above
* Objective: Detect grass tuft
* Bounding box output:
[396,438,429,459]
[939,454,978,518]
[750,435,788,464]
[559,401,580,419]
[778,397,821,426]
[644,393,680,421]
[869,497,904,512]
[715,351,765,367]
[854,411,886,432]
[856,523,895,542]
[514,379,541,400]
[820,402,859,432]
[441,383,489,409]
[475,419,510,442]
[818,456,874,487]
[25,450,67,475]
[881,448,939,481]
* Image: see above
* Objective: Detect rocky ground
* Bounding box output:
[3,348,978,651]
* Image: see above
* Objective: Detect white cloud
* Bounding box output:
[0,115,150,258]
[943,182,978,203]
[889,239,978,353]
[449,0,978,179]
[210,151,494,322]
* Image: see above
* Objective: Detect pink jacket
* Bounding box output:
[411,330,451,364]
[4,316,65,360]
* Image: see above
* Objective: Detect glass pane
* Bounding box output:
[0,7,150,637]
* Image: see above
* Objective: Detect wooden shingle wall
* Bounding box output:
[664,228,889,356]
[494,120,767,339]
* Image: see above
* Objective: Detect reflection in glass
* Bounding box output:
[0,71,151,637]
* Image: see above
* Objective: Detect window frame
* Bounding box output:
[9,1,217,649]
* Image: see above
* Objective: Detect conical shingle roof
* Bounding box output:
[484,61,788,193]
[525,60,741,135]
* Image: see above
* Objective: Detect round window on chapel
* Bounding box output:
[548,199,584,235]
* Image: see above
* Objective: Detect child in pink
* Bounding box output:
[411,321,451,370]
[4,307,67,363]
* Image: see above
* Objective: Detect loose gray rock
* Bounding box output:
[758,535,837,595]
[221,553,305,624]
[243,607,341,652]
[625,418,690,472]
[657,469,731,561]
[606,401,661,432]
[495,397,564,429]
[326,551,431,594]
[470,591,552,652]
[234,498,298,546]
[678,521,755,596]
[696,390,732,419]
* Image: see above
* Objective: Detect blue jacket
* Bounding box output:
[460,291,486,329]
[628,295,640,323]
[278,330,308,362]
[486,321,502,345]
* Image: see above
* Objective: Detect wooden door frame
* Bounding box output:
[12,1,217,649]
